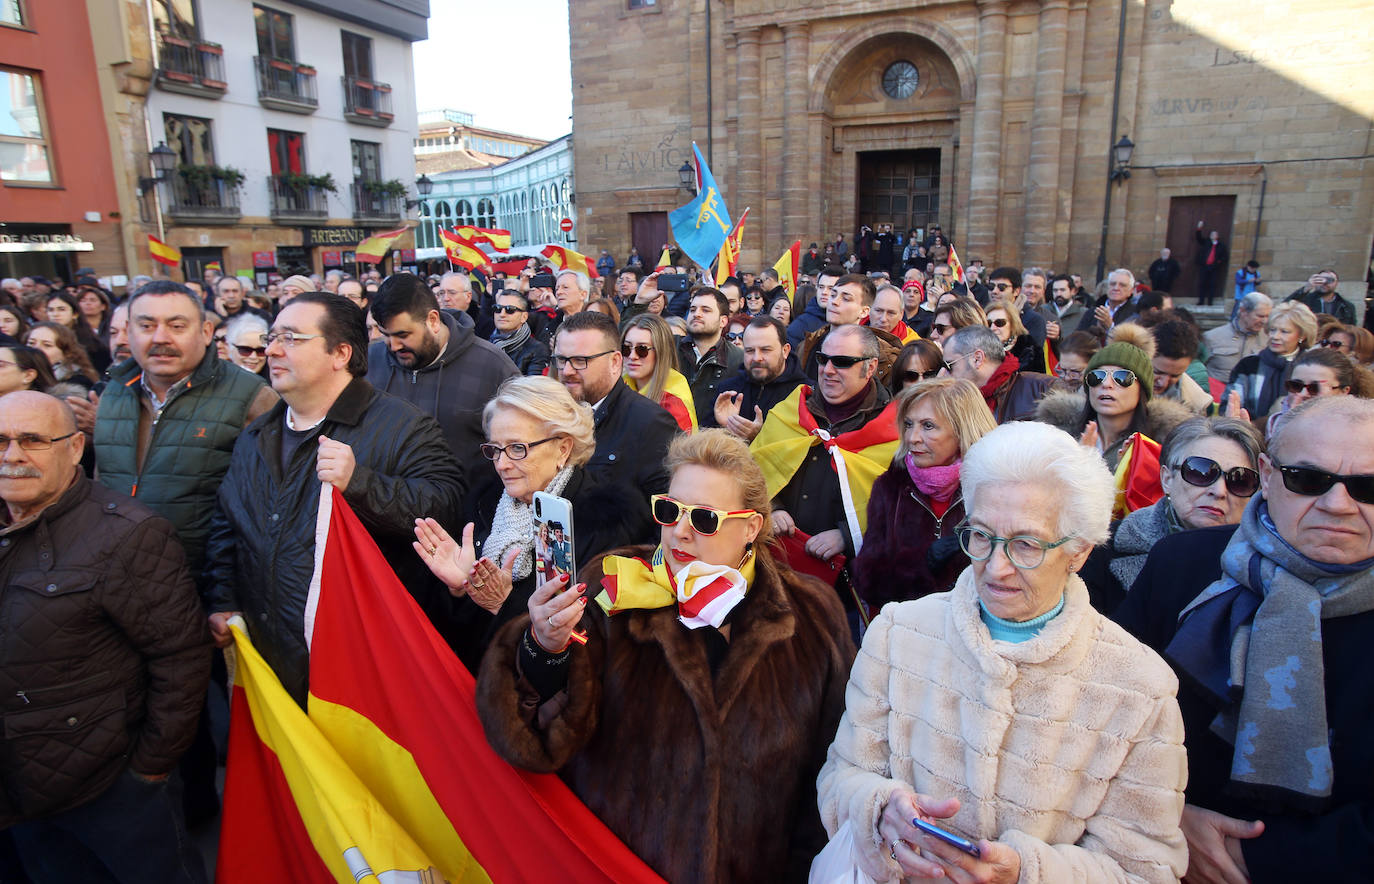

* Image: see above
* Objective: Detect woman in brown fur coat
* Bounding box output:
[476,430,855,883]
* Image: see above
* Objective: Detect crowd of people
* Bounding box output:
[0,236,1370,884]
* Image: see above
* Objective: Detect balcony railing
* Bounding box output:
[268,175,329,223]
[342,76,394,126]
[254,56,318,113]
[156,36,227,97]
[165,176,241,225]
[350,182,402,221]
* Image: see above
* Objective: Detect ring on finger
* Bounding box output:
[547,614,555,628]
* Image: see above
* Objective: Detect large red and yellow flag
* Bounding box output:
[1112,432,1163,520]
[451,226,512,252]
[441,228,489,270]
[772,240,801,298]
[148,235,181,267]
[541,244,599,279]
[218,486,665,883]
[750,385,899,545]
[714,207,749,286]
[355,228,408,264]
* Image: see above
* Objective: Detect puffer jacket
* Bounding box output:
[203,378,465,706]
[0,472,211,826]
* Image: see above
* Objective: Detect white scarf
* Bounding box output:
[483,465,574,580]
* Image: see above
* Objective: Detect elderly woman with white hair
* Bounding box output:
[223,312,269,377]
[414,375,651,669]
[818,420,1188,884]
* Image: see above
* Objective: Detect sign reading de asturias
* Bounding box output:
[0,233,94,253]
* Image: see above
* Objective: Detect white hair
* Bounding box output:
[556,269,589,293]
[961,421,1115,549]
[440,271,472,291]
[224,311,269,344]
[1108,268,1135,286]
[1239,291,1272,313]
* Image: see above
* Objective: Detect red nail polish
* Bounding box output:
[578,596,587,605]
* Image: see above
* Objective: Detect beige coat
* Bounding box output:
[817,570,1188,883]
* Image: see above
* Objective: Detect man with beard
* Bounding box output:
[489,290,549,376]
[708,315,807,440]
[367,273,516,478]
[679,287,744,427]
[1040,273,1086,343]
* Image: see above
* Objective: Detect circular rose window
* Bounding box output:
[882,61,920,99]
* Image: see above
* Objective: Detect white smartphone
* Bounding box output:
[532,491,576,586]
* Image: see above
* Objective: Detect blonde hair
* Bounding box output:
[664,429,773,545]
[893,378,996,464]
[482,375,595,467]
[1267,301,1319,351]
[985,297,1026,340]
[621,313,679,403]
[934,296,987,332]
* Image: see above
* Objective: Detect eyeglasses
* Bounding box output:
[621,342,653,359]
[1285,379,1342,396]
[551,350,615,371]
[902,368,941,384]
[989,318,1009,329]
[1318,338,1349,350]
[651,494,755,536]
[0,432,77,451]
[815,352,869,369]
[264,332,324,348]
[236,345,267,358]
[725,331,744,343]
[941,351,971,374]
[480,437,558,461]
[1274,464,1374,505]
[213,334,226,344]
[493,304,526,315]
[1084,368,1137,388]
[931,323,952,337]
[1055,366,1084,381]
[958,524,1074,570]
[1174,455,1260,497]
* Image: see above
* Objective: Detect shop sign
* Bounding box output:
[0,233,94,253]
[252,251,276,268]
[301,227,372,247]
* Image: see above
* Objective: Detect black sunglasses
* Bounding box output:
[902,368,941,384]
[493,304,526,315]
[989,317,1009,329]
[1318,338,1348,350]
[1084,368,1137,388]
[1275,464,1374,505]
[1285,379,1340,396]
[1175,456,1260,497]
[815,352,868,369]
[235,345,267,358]
[621,342,653,359]
[930,322,952,336]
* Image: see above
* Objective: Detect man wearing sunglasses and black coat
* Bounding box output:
[1114,396,1374,884]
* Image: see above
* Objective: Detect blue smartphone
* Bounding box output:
[912,818,981,858]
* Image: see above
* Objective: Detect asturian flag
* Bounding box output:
[667,143,732,270]
[218,486,665,883]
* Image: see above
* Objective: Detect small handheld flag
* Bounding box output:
[947,244,966,284]
[772,240,801,297]
[541,245,599,279]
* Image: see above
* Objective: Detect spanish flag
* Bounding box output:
[1112,432,1163,520]
[750,385,899,547]
[627,368,697,433]
[772,240,800,298]
[655,247,673,271]
[147,235,181,268]
[947,243,966,284]
[542,244,599,279]
[218,486,665,883]
[715,208,749,286]
[355,227,408,264]
[1042,339,1059,376]
[452,226,512,252]
[441,228,488,270]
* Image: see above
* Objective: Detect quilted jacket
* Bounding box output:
[0,471,211,826]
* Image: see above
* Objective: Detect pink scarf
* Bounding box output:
[905,453,962,501]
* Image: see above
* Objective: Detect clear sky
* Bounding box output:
[412,1,572,142]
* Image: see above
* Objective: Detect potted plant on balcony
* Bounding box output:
[359,179,408,199]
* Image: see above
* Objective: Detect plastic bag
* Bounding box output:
[809,820,879,884]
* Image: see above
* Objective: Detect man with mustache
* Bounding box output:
[0,391,211,882]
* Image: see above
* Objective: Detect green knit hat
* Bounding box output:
[1085,341,1153,401]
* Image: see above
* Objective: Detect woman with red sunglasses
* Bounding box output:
[476,429,854,883]
[1080,416,1264,612]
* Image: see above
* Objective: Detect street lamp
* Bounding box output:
[405,174,434,211]
[1095,134,1134,283]
[678,161,696,193]
[139,141,178,248]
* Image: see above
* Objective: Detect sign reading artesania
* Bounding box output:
[301,227,378,247]
[0,233,94,252]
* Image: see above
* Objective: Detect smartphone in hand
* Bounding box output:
[912,818,981,858]
[533,491,576,587]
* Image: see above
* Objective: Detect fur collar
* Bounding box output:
[1034,389,1195,442]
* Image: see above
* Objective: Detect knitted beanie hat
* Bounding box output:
[1086,340,1153,401]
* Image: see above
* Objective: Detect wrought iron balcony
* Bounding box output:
[342,76,394,127]
[254,56,318,113]
[350,182,402,222]
[156,36,227,98]
[165,176,241,225]
[268,175,329,223]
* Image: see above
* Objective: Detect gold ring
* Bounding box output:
[472,579,485,588]
[428,545,438,555]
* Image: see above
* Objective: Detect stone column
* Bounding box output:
[965,0,1008,259]
[1023,0,1071,264]
[782,21,810,245]
[736,28,763,263]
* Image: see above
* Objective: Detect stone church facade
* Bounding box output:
[569,0,1373,298]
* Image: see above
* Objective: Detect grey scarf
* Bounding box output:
[492,322,532,357]
[1108,498,1184,591]
[1168,498,1374,807]
[483,465,574,581]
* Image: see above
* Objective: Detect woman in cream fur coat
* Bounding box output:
[818,421,1188,883]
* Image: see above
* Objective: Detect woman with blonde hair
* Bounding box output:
[929,296,987,347]
[985,296,1044,372]
[1226,300,1318,421]
[476,429,854,882]
[414,375,651,670]
[853,378,996,615]
[621,313,696,432]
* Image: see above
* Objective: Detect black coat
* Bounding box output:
[204,378,465,706]
[445,467,654,672]
[705,356,808,429]
[1114,525,1374,883]
[587,378,679,497]
[1148,257,1182,292]
[1075,296,1139,333]
[678,337,745,429]
[494,328,551,376]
